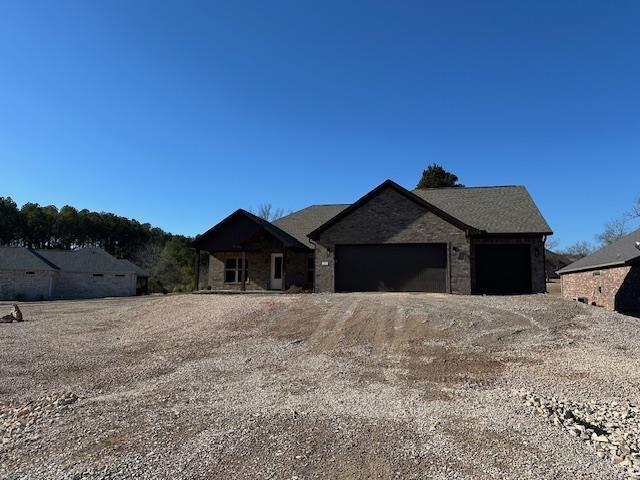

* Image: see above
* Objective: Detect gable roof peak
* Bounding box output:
[307,178,478,240]
[193,207,308,250]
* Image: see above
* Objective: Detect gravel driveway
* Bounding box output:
[1,293,639,479]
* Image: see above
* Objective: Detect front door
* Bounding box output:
[270,253,283,290]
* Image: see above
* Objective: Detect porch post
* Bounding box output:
[241,249,246,292]
[194,249,201,291]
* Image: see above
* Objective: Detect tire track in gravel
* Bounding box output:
[307,297,362,350]
[373,303,398,353]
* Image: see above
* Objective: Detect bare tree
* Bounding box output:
[545,238,559,251]
[252,203,285,222]
[562,241,593,258]
[631,196,640,219]
[596,216,629,246]
[590,194,640,247]
[130,242,164,276]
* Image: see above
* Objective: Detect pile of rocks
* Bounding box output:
[0,392,78,447]
[517,390,640,479]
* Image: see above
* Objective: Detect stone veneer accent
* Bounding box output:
[313,186,471,294]
[561,265,640,312]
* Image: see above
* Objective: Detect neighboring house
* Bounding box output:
[0,247,149,301]
[194,179,552,295]
[557,229,640,312]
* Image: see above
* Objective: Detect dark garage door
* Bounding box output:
[335,244,447,292]
[474,244,532,294]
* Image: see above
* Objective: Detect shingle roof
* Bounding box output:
[0,247,148,275]
[272,204,349,248]
[557,228,640,274]
[193,209,310,250]
[35,247,148,275]
[200,181,552,249]
[274,184,551,243]
[0,247,58,271]
[118,259,150,277]
[239,210,309,248]
[412,186,552,234]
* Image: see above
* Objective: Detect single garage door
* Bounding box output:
[474,244,532,294]
[335,244,447,292]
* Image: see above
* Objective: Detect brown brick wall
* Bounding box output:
[313,186,471,293]
[561,265,640,312]
[285,250,313,290]
[210,252,271,291]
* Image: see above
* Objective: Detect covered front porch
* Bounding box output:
[192,209,313,292]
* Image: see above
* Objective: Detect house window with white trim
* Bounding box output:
[224,257,248,283]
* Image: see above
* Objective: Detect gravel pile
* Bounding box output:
[519,390,640,479]
[1,392,78,447]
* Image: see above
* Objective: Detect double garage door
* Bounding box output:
[335,244,447,293]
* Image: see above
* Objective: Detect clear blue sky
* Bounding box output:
[1,1,639,249]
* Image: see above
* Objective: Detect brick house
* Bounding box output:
[558,229,640,312]
[194,180,552,295]
[0,247,148,301]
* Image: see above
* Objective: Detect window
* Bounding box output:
[307,256,314,285]
[598,286,603,293]
[93,273,104,277]
[224,257,248,283]
[593,271,601,276]
[25,271,35,275]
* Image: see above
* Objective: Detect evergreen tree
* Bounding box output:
[0,197,21,245]
[416,164,464,189]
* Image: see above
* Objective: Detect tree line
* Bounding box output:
[0,197,202,293]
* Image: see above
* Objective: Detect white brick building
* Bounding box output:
[0,247,148,301]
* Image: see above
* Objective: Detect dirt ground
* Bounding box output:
[546,279,562,297]
[1,293,639,479]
